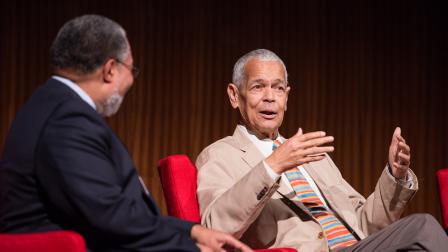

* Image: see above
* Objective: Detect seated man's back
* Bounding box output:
[0,14,252,252]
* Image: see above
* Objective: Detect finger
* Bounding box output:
[398,152,410,165]
[396,134,406,144]
[298,136,334,149]
[297,131,326,141]
[293,127,304,138]
[221,236,253,252]
[391,127,401,145]
[302,146,335,156]
[301,155,326,164]
[394,127,401,138]
[393,161,409,171]
[398,141,410,154]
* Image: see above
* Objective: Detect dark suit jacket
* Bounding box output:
[0,78,199,252]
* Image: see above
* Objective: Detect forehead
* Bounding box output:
[244,59,285,82]
[125,50,133,63]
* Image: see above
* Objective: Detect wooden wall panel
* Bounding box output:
[1,0,447,220]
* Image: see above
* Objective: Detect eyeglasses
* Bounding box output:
[116,59,140,78]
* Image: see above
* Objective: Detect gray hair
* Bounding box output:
[232,49,288,89]
[50,14,129,74]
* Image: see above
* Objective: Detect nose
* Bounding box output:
[263,86,275,102]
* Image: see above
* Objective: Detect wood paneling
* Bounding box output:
[1,0,446,220]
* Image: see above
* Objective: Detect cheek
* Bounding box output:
[247,96,263,112]
[276,111,285,122]
[122,78,134,94]
[279,98,288,112]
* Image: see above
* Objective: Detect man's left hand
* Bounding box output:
[191,224,253,252]
[388,127,411,179]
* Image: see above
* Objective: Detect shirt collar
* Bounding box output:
[237,124,284,157]
[52,75,96,110]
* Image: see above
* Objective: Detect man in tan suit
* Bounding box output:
[196,49,448,251]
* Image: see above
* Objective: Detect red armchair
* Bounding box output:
[0,230,86,252]
[158,154,297,252]
[436,168,448,231]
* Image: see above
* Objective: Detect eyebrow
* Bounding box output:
[251,79,285,83]
[271,79,286,84]
[251,79,266,84]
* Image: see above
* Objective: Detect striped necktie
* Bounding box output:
[273,140,357,250]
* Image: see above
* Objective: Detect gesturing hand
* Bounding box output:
[388,127,411,180]
[266,128,335,174]
[191,224,253,252]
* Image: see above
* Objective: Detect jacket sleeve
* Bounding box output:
[196,146,280,238]
[35,103,199,252]
[358,166,418,234]
[324,156,418,235]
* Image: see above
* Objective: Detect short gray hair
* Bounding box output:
[232,49,288,88]
[50,14,129,74]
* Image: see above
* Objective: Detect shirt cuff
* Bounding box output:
[263,160,281,182]
[386,164,415,189]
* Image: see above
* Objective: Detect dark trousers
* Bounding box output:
[335,214,448,252]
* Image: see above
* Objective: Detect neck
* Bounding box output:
[54,68,104,109]
[240,122,278,140]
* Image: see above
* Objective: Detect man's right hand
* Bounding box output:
[266,128,335,174]
[191,224,253,252]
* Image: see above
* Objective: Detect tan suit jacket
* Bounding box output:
[196,126,418,252]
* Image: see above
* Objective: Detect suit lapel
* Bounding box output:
[232,127,265,169]
[303,162,342,212]
[304,159,363,237]
[303,161,351,213]
[231,126,316,219]
[302,163,328,192]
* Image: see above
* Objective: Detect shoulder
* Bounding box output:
[37,91,111,153]
[46,100,108,139]
[196,135,241,167]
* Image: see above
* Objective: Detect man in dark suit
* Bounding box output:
[0,14,251,252]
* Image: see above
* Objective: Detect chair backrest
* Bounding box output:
[158,154,201,222]
[157,154,298,252]
[436,168,448,230]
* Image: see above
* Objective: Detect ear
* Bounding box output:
[102,58,117,83]
[285,85,291,111]
[227,83,240,109]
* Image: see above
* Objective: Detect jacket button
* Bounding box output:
[317,232,324,239]
[256,187,268,200]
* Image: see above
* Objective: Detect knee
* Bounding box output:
[410,213,437,222]
[407,213,440,228]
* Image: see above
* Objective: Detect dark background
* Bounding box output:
[1,0,447,221]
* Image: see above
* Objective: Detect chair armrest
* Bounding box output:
[0,231,86,252]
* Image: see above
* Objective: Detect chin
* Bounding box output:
[257,125,280,137]
[262,121,280,129]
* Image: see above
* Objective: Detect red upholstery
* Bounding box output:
[0,230,86,252]
[436,168,448,230]
[158,154,201,222]
[158,154,297,252]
